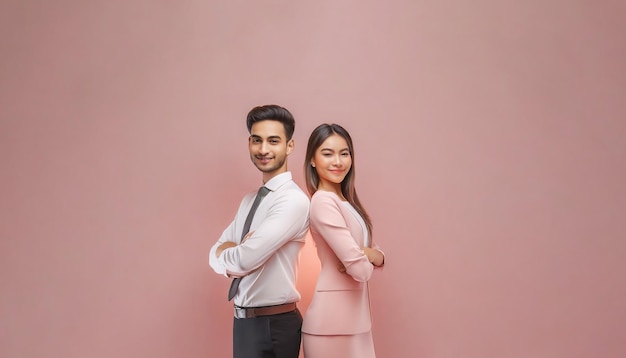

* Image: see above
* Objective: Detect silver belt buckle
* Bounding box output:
[234,306,248,319]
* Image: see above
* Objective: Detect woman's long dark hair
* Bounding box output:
[304,123,373,237]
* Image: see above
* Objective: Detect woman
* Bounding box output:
[301,123,385,358]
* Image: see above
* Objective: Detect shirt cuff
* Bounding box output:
[209,245,227,276]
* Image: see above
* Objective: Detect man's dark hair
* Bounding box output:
[246,105,295,140]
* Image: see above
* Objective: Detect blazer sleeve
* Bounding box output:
[310,195,373,282]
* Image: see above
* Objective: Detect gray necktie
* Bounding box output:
[227,186,271,301]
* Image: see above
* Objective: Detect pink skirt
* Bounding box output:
[302,331,376,358]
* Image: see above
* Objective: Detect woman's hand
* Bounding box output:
[363,247,385,267]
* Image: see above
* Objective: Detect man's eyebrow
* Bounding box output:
[249,134,283,140]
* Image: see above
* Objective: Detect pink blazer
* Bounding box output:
[302,190,382,335]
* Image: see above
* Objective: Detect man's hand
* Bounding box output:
[215,241,237,258]
[241,231,254,244]
[214,231,255,258]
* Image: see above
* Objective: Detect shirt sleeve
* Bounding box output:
[310,195,374,282]
[209,219,236,276]
[218,189,310,276]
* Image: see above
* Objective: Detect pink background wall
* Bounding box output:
[1,1,625,357]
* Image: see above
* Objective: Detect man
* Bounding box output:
[209,104,310,358]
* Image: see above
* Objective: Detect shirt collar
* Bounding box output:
[263,171,292,192]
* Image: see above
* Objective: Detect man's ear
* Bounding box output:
[286,139,295,155]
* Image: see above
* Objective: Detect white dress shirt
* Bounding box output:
[209,172,310,307]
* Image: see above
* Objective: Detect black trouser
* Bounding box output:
[233,309,302,358]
